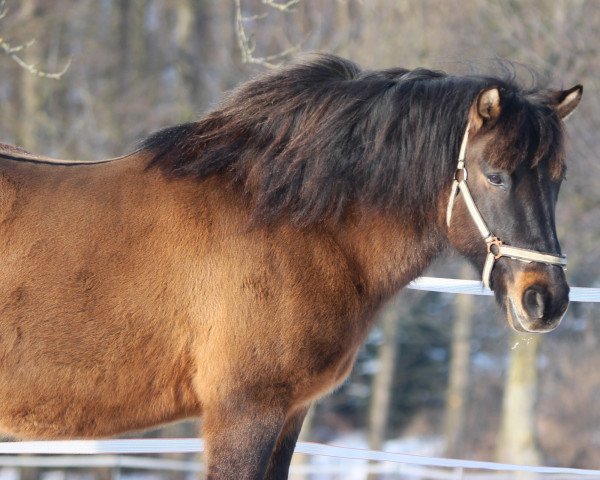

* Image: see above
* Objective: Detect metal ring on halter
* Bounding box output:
[486,237,503,260]
[453,167,467,182]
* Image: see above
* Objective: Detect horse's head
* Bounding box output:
[446,84,582,333]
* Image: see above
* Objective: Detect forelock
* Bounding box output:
[483,86,566,181]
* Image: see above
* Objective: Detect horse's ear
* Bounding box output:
[470,88,502,131]
[551,85,583,120]
[478,88,501,121]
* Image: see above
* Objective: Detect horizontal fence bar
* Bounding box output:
[1,440,599,477]
[295,442,600,476]
[0,455,203,473]
[407,277,600,302]
[0,454,593,480]
[0,439,204,455]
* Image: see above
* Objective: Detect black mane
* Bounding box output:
[144,54,565,227]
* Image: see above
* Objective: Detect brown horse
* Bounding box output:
[0,55,582,479]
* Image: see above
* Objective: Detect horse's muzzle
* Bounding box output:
[503,265,570,333]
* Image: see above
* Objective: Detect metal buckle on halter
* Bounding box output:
[486,237,503,260]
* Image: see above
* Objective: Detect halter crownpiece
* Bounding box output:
[446,122,567,290]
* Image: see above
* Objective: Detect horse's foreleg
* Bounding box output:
[203,401,286,480]
[263,405,309,480]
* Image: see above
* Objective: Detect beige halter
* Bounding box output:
[446,122,567,289]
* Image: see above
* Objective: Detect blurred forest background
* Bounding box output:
[1,0,599,476]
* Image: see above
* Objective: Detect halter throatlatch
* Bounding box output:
[446,122,567,290]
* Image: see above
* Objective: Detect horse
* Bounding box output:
[0,54,582,479]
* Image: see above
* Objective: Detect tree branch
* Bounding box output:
[262,0,299,12]
[0,0,71,79]
[234,0,301,69]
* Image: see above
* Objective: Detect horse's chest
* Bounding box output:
[280,307,369,403]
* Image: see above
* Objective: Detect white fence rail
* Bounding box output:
[1,277,599,479]
[1,439,600,479]
[407,277,600,302]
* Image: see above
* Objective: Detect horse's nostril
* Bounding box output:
[523,287,545,319]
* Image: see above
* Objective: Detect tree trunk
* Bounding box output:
[368,299,402,451]
[366,298,403,480]
[443,265,474,458]
[497,333,543,477]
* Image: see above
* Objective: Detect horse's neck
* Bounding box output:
[332,209,445,303]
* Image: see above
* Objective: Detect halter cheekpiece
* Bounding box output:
[446,122,567,289]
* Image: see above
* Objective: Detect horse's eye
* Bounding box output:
[487,174,504,187]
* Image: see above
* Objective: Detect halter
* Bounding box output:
[446,122,567,290]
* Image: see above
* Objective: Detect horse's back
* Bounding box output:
[0,142,125,165]
[0,143,33,157]
[0,147,139,236]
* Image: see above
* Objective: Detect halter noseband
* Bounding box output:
[446,122,567,290]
